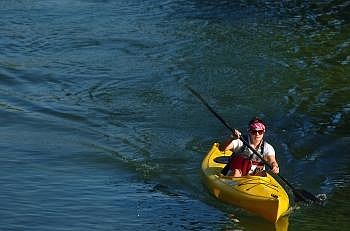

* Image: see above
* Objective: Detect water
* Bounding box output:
[0,0,349,230]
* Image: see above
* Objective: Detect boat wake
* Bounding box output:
[316,193,327,203]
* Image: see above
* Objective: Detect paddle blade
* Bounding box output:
[293,189,325,205]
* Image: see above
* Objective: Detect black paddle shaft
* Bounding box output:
[187,85,320,204]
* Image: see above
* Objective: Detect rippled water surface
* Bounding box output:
[1,0,349,230]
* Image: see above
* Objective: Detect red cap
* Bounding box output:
[249,122,265,131]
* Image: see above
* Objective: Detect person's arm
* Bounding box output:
[266,155,279,174]
[218,129,241,151]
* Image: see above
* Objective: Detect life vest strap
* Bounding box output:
[251,161,264,166]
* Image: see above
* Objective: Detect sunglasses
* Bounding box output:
[249,130,264,135]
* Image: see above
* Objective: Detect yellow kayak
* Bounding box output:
[201,143,291,223]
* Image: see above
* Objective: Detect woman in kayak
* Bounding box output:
[219,117,279,177]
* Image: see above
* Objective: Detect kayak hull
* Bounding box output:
[201,143,290,223]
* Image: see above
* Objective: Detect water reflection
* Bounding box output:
[221,213,289,231]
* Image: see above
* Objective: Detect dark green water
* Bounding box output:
[0,0,349,230]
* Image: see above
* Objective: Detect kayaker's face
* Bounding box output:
[249,129,264,141]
